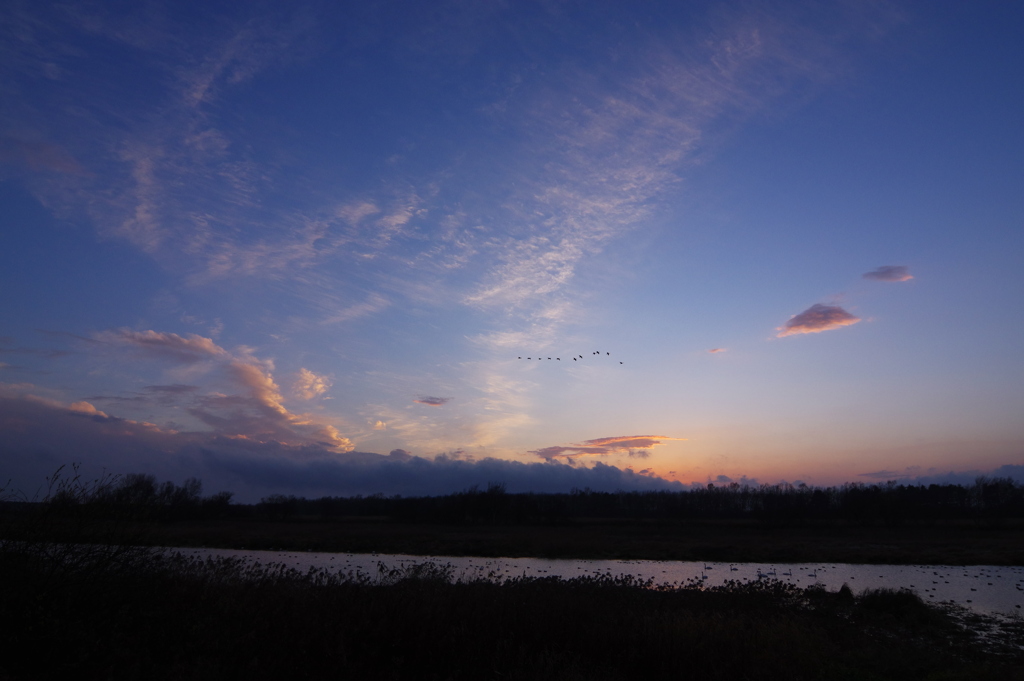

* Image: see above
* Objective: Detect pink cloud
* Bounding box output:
[777,304,861,337]
[530,434,685,461]
[708,348,726,354]
[102,329,228,362]
[863,265,912,282]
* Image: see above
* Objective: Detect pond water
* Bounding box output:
[177,547,1024,618]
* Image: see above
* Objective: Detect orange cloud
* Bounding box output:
[103,328,353,451]
[69,401,108,418]
[708,348,726,354]
[863,265,912,282]
[292,368,331,400]
[777,304,860,337]
[530,434,685,461]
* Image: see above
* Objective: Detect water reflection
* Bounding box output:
[177,547,1024,617]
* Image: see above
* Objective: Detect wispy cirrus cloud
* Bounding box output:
[321,292,390,325]
[181,15,316,108]
[863,265,912,282]
[0,135,86,175]
[1,3,337,280]
[196,219,332,282]
[0,338,69,359]
[84,384,201,408]
[98,329,228,362]
[4,2,902,339]
[777,304,861,337]
[530,434,685,462]
[465,6,903,354]
[145,384,201,395]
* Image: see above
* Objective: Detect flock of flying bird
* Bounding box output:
[517,351,623,364]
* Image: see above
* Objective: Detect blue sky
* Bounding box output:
[1,1,1022,500]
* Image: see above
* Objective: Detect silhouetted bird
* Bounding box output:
[606,352,609,355]
[619,362,623,364]
[556,358,560,360]
[573,358,576,361]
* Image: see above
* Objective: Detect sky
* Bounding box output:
[2,0,1023,501]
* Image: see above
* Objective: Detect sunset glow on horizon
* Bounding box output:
[1,1,1022,501]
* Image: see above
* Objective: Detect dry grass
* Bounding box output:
[1,544,1022,680]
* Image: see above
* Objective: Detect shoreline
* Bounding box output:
[119,517,1024,566]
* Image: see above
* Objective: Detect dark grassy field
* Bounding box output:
[129,516,1024,565]
[2,543,1022,681]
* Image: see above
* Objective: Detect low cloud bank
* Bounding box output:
[0,395,682,502]
[203,450,684,501]
[857,465,1024,486]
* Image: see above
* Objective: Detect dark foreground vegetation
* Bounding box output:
[5,467,1024,564]
[1,468,1022,679]
[3,541,1023,680]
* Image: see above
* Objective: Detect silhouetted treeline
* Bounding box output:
[254,478,1024,527]
[7,470,1023,527]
